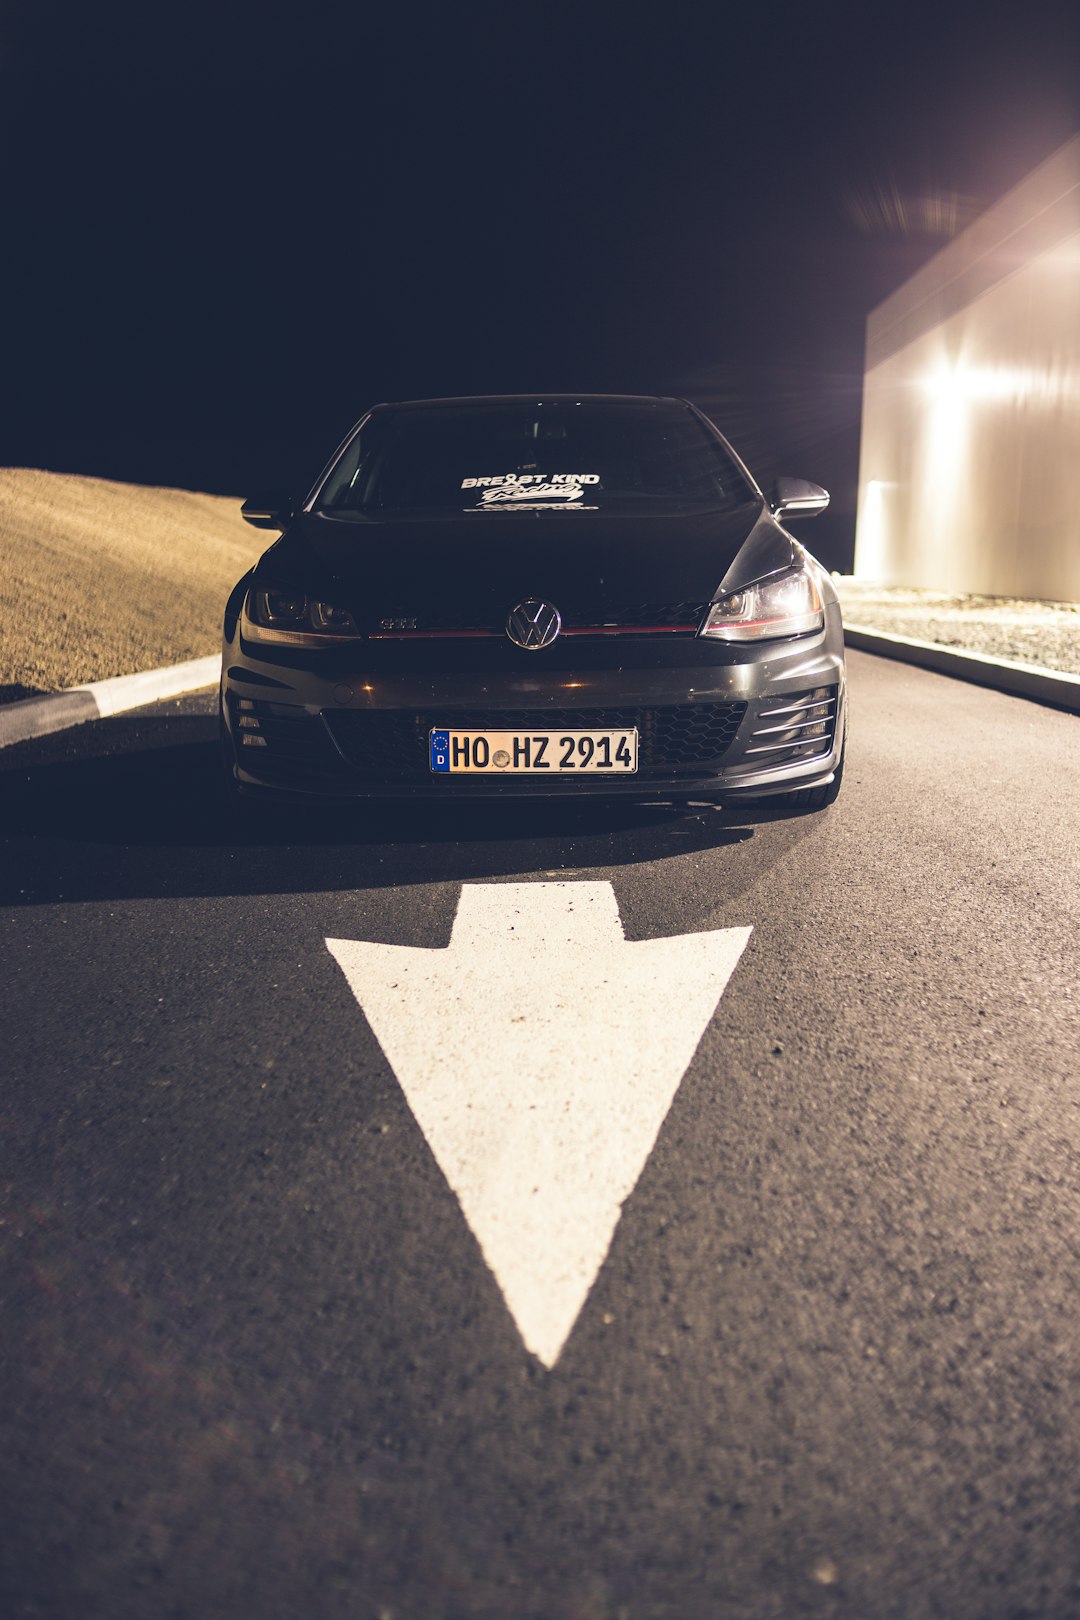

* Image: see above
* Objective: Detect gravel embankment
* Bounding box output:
[835,578,1080,677]
[0,468,264,702]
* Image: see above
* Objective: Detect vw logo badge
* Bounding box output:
[506,598,562,650]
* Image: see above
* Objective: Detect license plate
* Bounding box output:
[429,727,638,774]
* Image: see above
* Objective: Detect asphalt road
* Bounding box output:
[2,649,1078,1620]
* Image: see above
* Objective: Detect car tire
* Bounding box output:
[218,701,245,820]
[219,701,296,837]
[773,740,845,812]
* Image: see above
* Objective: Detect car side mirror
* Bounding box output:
[241,491,295,530]
[770,477,830,520]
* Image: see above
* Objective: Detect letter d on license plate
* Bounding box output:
[430,727,637,773]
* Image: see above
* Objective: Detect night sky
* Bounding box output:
[3,0,1078,569]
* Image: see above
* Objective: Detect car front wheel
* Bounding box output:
[773,740,845,812]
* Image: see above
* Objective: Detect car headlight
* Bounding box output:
[241,588,361,646]
[699,567,823,641]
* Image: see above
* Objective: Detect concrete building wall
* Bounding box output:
[855,134,1080,602]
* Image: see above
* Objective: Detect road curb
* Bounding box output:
[844,626,1080,714]
[0,654,222,749]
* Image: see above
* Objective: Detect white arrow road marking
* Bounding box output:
[326,883,751,1368]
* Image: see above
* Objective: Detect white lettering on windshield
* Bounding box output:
[466,503,600,513]
[460,474,601,489]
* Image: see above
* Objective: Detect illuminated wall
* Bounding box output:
[855,134,1080,601]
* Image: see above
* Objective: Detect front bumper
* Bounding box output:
[221,611,846,802]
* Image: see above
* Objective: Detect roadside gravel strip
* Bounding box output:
[834,578,1080,715]
[0,466,261,748]
[833,579,1080,674]
[0,467,261,699]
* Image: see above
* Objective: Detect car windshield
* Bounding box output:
[314,402,758,516]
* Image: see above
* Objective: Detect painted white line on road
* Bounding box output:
[327,883,751,1368]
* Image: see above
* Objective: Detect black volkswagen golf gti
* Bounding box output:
[221,395,846,811]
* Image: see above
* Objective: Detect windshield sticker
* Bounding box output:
[461,473,599,507]
[469,502,599,512]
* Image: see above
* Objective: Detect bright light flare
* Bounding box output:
[854,479,893,581]
[844,178,979,238]
[921,361,1080,407]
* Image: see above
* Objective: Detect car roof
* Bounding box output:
[369,393,690,412]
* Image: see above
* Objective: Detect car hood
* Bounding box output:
[255,501,795,624]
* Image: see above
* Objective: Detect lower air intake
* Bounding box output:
[323,704,748,779]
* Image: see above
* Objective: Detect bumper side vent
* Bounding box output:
[742,686,837,765]
[229,697,343,771]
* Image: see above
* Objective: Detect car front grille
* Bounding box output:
[738,686,836,766]
[322,703,747,778]
[369,602,708,638]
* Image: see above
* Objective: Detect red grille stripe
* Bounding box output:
[561,624,698,636]
[371,623,699,639]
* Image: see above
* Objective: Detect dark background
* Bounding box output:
[2,0,1078,570]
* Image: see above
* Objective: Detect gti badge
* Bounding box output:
[506,599,562,650]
